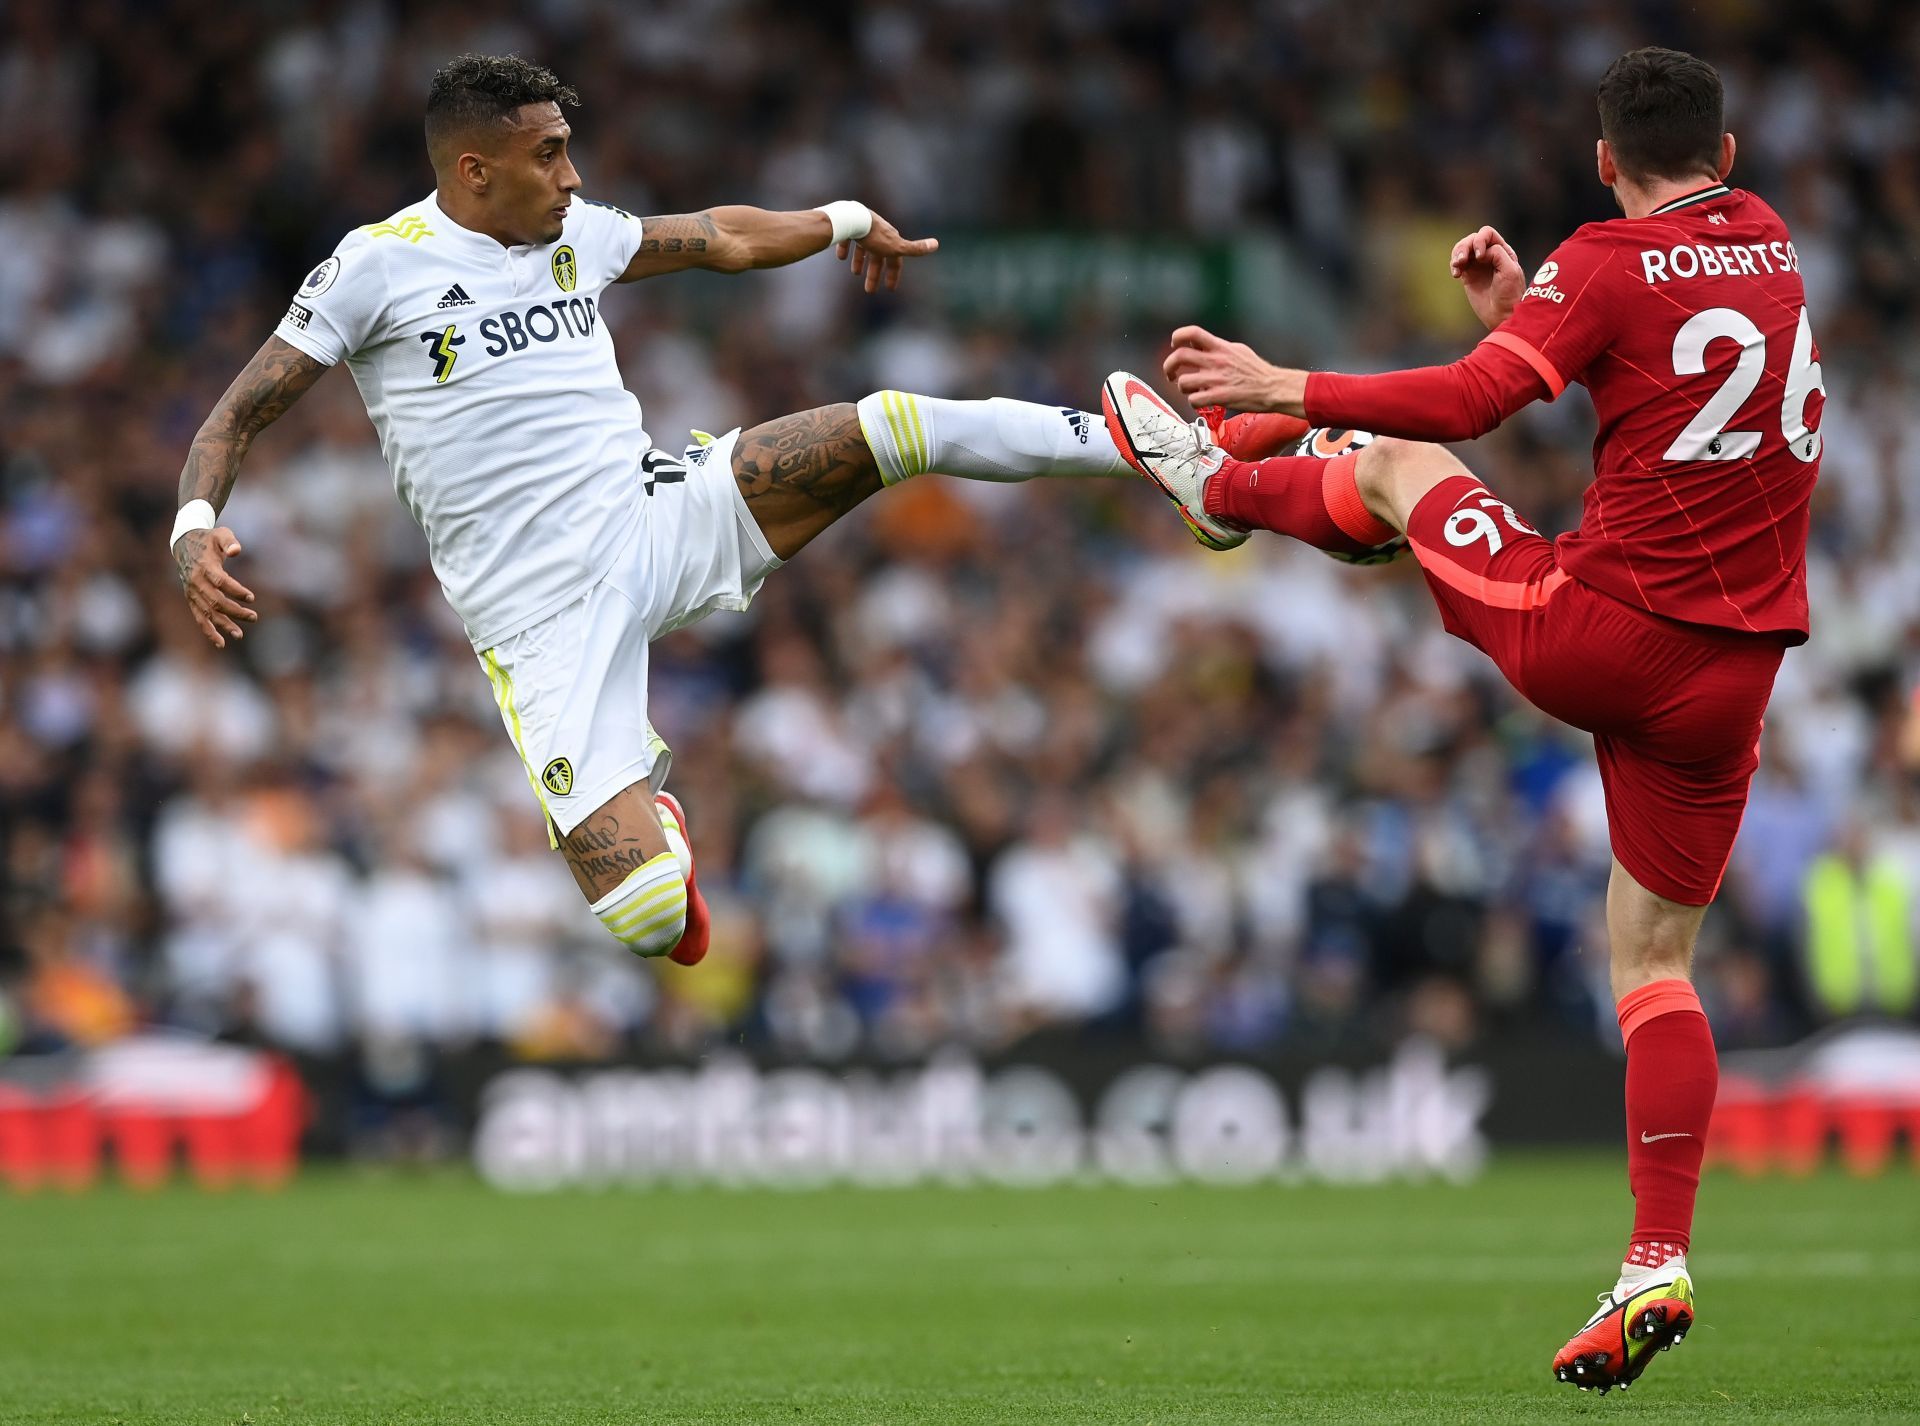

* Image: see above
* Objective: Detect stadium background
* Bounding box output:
[1,0,1917,1169]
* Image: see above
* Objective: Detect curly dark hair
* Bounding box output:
[425,54,579,158]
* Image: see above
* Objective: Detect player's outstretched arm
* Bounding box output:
[173,335,327,648]
[617,206,937,291]
[1164,321,1548,445]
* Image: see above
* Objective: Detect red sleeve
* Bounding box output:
[1303,339,1549,442]
[1302,227,1626,442]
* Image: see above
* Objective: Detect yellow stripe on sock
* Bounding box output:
[889,389,926,472]
[611,900,688,944]
[881,391,917,480]
[606,881,687,936]
[901,392,928,472]
[600,855,686,928]
[609,904,689,949]
[597,852,679,907]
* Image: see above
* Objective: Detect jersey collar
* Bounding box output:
[426,191,527,255]
[1650,182,1732,215]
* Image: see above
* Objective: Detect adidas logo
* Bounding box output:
[437,283,475,309]
[1059,406,1091,444]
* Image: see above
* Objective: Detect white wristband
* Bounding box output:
[170,499,217,551]
[816,200,872,246]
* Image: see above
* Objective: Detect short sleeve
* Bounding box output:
[572,198,646,287]
[1484,228,1623,398]
[274,233,387,365]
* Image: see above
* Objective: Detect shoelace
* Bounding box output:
[1139,406,1217,464]
[1181,415,1216,461]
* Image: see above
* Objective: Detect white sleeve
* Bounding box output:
[575,198,646,287]
[274,231,387,365]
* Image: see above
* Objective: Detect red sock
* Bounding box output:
[1202,452,1397,556]
[1618,978,1718,1268]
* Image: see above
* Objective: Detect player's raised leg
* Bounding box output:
[731,395,1129,560]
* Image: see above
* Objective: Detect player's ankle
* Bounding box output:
[1623,1240,1687,1273]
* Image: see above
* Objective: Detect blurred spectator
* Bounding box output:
[1801,824,1917,1021]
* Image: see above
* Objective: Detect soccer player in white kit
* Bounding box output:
[171,55,1131,967]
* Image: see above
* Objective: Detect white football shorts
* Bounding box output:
[477,429,780,840]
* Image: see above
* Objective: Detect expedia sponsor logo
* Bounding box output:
[551,245,578,293]
[283,301,314,331]
[1531,261,1558,285]
[1524,283,1566,304]
[478,297,599,356]
[541,757,574,796]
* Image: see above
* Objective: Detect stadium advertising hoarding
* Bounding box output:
[0,1036,304,1191]
[472,1040,1505,1192]
[467,1023,1920,1191]
[5,1026,1915,1191]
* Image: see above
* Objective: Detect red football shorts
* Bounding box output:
[1405,475,1784,906]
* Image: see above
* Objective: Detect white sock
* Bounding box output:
[589,850,687,958]
[857,392,1130,485]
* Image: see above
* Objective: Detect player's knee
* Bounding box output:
[588,851,688,958]
[1354,437,1463,520]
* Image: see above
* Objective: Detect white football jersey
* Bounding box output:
[274,193,651,649]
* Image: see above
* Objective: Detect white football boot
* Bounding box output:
[1100,371,1248,551]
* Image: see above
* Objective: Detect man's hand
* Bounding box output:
[1449,225,1526,331]
[1163,326,1307,416]
[174,527,258,649]
[837,212,939,294]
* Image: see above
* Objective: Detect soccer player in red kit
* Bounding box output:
[1103,47,1823,1391]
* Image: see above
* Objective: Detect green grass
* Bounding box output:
[1,1155,1916,1424]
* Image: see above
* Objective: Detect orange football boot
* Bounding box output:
[1553,1258,1695,1393]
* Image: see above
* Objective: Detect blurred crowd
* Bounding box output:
[4,0,1918,1082]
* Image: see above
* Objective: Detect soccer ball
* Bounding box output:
[1294,427,1409,565]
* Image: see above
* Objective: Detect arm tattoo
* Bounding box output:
[731,403,883,531]
[636,211,715,257]
[174,337,326,582]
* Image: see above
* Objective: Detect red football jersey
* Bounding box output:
[1486,184,1822,640]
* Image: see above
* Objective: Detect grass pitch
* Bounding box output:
[2,1155,1915,1424]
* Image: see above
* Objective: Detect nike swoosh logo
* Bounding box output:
[1640,1131,1694,1143]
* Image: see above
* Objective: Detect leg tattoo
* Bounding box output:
[731,403,884,560]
